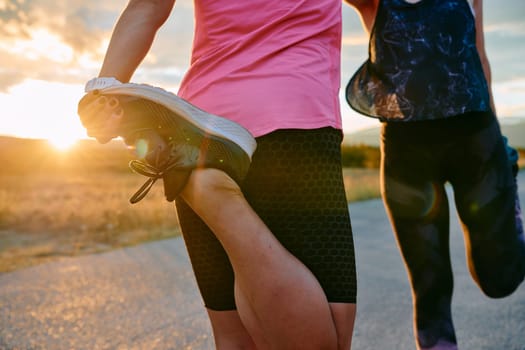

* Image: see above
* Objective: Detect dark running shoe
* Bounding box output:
[79,79,257,203]
[504,136,524,242]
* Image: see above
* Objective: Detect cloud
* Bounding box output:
[0,70,25,91]
[0,0,121,90]
[1,1,114,49]
[0,0,198,91]
[485,21,525,37]
[1,0,522,103]
[0,0,31,39]
[493,78,525,117]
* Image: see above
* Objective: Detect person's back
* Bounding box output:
[345,1,525,349]
[77,0,359,349]
[176,2,357,349]
[179,0,344,137]
[347,0,490,121]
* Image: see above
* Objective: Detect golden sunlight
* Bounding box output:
[0,80,88,145]
[47,134,79,151]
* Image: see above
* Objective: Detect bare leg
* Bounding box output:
[207,303,355,350]
[330,303,357,350]
[181,168,346,349]
[206,310,257,350]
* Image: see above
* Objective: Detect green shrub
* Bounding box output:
[341,144,381,168]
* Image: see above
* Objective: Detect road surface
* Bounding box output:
[1,172,524,349]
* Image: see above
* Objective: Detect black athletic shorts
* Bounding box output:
[175,127,357,310]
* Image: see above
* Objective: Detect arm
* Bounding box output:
[472,0,496,112]
[78,0,176,143]
[99,0,176,82]
[343,0,378,34]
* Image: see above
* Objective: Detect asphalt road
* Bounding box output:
[1,172,524,350]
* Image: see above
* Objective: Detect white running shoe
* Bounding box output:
[79,78,257,203]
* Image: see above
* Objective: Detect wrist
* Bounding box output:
[84,77,122,92]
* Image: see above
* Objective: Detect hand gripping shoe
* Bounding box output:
[78,78,257,203]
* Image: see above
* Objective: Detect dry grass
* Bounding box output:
[0,168,380,274]
[3,136,520,274]
[0,137,182,273]
[0,171,181,273]
[342,168,381,202]
[0,136,380,274]
[4,134,520,275]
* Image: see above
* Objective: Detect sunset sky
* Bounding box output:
[1,0,524,148]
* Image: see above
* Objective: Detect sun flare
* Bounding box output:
[1,80,88,151]
[47,135,79,151]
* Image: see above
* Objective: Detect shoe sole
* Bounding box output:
[94,82,257,184]
[97,83,256,156]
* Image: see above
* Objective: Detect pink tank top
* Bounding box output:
[178,0,343,137]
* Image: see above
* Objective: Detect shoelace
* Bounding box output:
[127,138,181,203]
[126,129,175,203]
[128,160,170,204]
[127,142,198,203]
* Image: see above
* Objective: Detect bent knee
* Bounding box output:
[184,168,244,199]
[383,178,438,219]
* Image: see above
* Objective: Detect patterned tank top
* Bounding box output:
[346,0,491,122]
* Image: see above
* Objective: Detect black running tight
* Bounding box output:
[381,111,525,348]
[175,127,357,310]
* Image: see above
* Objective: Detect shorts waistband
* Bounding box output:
[381,110,496,143]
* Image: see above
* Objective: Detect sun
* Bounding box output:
[47,134,79,151]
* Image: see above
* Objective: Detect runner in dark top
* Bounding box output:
[345,0,525,349]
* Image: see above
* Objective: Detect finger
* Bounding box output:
[107,97,119,108]
[79,95,109,127]
[85,96,109,115]
[92,106,124,144]
[103,107,124,135]
[99,97,121,119]
[78,92,104,114]
[81,96,120,130]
